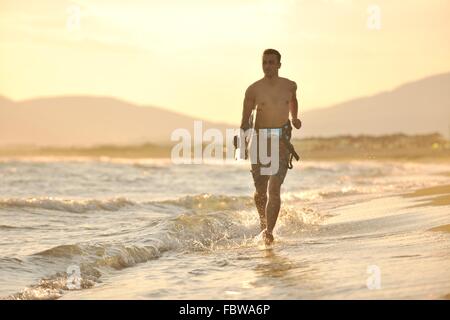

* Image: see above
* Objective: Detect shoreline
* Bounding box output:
[1,155,450,164]
[1,133,449,162]
[404,184,450,207]
[403,183,450,233]
[1,151,449,163]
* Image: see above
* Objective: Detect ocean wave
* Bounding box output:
[156,193,254,212]
[34,244,85,258]
[0,192,333,217]
[160,200,324,251]
[0,257,24,264]
[28,201,320,263]
[0,193,253,214]
[318,188,362,198]
[33,243,164,269]
[0,196,136,213]
[6,271,96,300]
[283,187,363,202]
[0,224,25,230]
[132,163,169,171]
[7,243,165,300]
[2,191,325,300]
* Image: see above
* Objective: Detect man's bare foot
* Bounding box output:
[263,229,274,245]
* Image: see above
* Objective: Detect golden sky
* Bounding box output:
[1,0,449,124]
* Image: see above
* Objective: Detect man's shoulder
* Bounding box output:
[248,79,264,89]
[280,77,297,89]
[245,79,263,95]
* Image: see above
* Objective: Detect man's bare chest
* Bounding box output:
[255,86,291,109]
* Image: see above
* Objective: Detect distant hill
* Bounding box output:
[1,72,449,147]
[0,96,233,147]
[296,72,450,139]
[0,96,13,107]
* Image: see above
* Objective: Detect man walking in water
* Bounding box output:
[240,49,301,245]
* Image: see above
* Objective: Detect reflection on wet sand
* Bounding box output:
[254,248,295,278]
[251,247,321,293]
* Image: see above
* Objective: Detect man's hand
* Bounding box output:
[292,118,302,129]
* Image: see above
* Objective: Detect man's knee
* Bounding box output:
[254,184,268,200]
[268,178,282,199]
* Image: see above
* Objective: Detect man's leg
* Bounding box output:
[266,176,282,235]
[252,164,269,231]
[263,140,289,244]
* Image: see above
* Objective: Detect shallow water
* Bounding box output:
[0,157,449,299]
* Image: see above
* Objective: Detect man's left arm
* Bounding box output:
[290,81,301,129]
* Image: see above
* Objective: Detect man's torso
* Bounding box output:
[251,77,295,128]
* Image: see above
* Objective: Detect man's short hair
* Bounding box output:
[263,49,281,63]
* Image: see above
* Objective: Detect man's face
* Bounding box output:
[262,53,281,77]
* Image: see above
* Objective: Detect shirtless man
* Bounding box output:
[240,48,301,245]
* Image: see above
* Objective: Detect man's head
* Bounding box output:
[262,49,281,77]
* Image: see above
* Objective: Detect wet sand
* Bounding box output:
[403,182,450,235]
[404,182,450,208]
[429,224,450,233]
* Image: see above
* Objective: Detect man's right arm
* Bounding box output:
[240,85,256,130]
